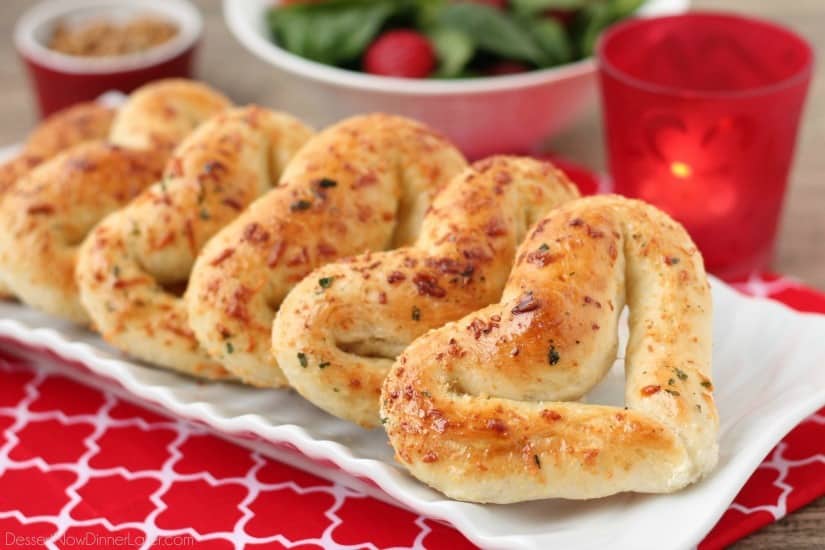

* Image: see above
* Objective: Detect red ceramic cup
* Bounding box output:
[14,0,202,117]
[597,12,813,280]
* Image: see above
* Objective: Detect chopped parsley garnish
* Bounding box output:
[297,352,308,368]
[112,265,120,277]
[534,454,541,468]
[548,345,560,365]
[701,380,713,389]
[412,306,421,321]
[199,208,211,220]
[665,389,680,397]
[674,368,688,380]
[538,243,550,252]
[668,378,675,385]
[421,390,431,398]
[319,178,337,188]
[318,277,334,289]
[380,417,388,425]
[290,199,312,211]
[319,362,330,369]
[226,341,234,354]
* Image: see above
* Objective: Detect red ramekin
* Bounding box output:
[14,0,203,117]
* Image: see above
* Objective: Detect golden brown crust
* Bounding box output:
[273,157,580,426]
[380,195,718,502]
[76,106,313,379]
[0,144,166,322]
[0,79,231,321]
[0,102,115,298]
[186,114,468,387]
[14,102,115,167]
[108,79,232,152]
[0,101,116,199]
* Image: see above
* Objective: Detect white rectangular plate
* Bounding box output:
[1,278,824,549]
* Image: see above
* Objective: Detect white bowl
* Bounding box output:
[224,0,689,158]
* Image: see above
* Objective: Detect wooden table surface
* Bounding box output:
[0,0,822,548]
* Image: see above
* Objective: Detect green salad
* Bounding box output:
[267,0,644,78]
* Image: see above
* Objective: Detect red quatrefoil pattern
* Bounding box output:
[0,272,823,549]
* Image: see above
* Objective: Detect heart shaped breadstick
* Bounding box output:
[273,157,580,426]
[186,114,467,386]
[0,101,115,298]
[76,106,313,378]
[0,79,231,322]
[381,195,718,502]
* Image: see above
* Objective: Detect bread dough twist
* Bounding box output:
[0,79,231,322]
[273,157,580,426]
[0,101,115,298]
[381,195,718,502]
[186,114,467,387]
[76,106,313,378]
[0,102,115,197]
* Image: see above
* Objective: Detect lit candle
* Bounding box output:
[598,13,812,279]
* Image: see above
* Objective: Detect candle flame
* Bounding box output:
[670,161,692,179]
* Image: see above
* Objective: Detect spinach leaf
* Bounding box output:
[576,2,610,56]
[267,0,400,66]
[428,27,475,78]
[414,0,448,28]
[522,17,572,65]
[511,0,588,16]
[576,0,644,56]
[434,3,548,67]
[607,0,647,19]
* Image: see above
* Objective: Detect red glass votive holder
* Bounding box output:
[597,12,813,279]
